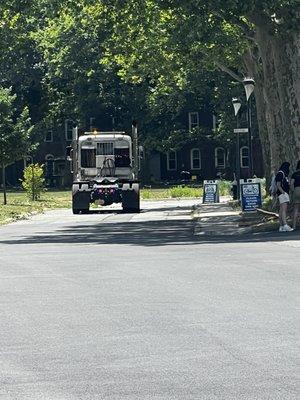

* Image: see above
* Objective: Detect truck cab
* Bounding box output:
[77,133,134,181]
[70,131,140,214]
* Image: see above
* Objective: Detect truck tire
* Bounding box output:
[122,183,140,213]
[72,184,90,214]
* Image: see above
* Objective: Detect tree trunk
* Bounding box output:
[255,25,284,171]
[272,34,300,168]
[251,14,300,172]
[2,162,7,205]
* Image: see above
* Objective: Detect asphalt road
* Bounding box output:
[0,199,299,400]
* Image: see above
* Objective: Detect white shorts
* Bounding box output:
[278,192,290,204]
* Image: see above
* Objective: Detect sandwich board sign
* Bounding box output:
[202,180,220,203]
[240,179,262,211]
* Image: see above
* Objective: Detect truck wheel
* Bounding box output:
[122,183,140,213]
[72,208,89,214]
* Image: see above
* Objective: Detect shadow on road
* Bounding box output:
[1,217,299,247]
[87,204,195,214]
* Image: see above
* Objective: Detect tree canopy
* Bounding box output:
[0,0,299,176]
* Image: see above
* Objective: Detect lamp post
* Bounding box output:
[243,77,255,177]
[232,97,242,199]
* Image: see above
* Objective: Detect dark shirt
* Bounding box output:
[275,170,289,194]
[291,170,300,188]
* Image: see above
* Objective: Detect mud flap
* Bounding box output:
[122,183,140,213]
[72,184,91,214]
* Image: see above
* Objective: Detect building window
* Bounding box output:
[45,129,53,142]
[65,119,74,141]
[188,112,199,131]
[240,146,249,168]
[167,150,177,171]
[190,148,201,170]
[54,160,65,176]
[215,147,225,168]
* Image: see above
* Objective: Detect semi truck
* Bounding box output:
[68,126,141,214]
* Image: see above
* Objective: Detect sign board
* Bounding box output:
[234,128,248,133]
[240,181,262,211]
[203,180,220,203]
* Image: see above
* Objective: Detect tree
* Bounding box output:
[160,0,300,173]
[0,1,45,117]
[21,163,45,200]
[2,0,297,181]
[0,87,34,204]
[99,0,300,176]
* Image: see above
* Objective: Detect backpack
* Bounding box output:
[269,170,284,196]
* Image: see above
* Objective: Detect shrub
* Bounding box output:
[21,164,45,200]
[141,189,152,199]
[262,195,278,212]
[260,177,267,198]
[218,180,232,196]
[169,185,202,198]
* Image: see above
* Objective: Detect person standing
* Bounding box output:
[276,162,293,232]
[290,160,300,230]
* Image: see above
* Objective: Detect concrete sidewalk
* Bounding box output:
[192,202,249,236]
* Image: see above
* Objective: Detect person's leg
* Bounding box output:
[279,203,285,226]
[279,201,294,231]
[279,203,283,227]
[293,204,299,230]
[281,202,288,226]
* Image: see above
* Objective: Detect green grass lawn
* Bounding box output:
[141,186,203,199]
[0,190,72,225]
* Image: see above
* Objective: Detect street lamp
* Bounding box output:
[243,77,255,177]
[232,97,242,199]
[243,77,255,101]
[232,97,242,117]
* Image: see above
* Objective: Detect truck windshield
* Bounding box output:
[81,148,96,167]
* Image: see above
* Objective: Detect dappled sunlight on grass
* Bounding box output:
[0,190,72,224]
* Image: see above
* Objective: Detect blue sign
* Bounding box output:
[203,181,220,203]
[241,182,262,211]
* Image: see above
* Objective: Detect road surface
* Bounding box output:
[0,199,299,399]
